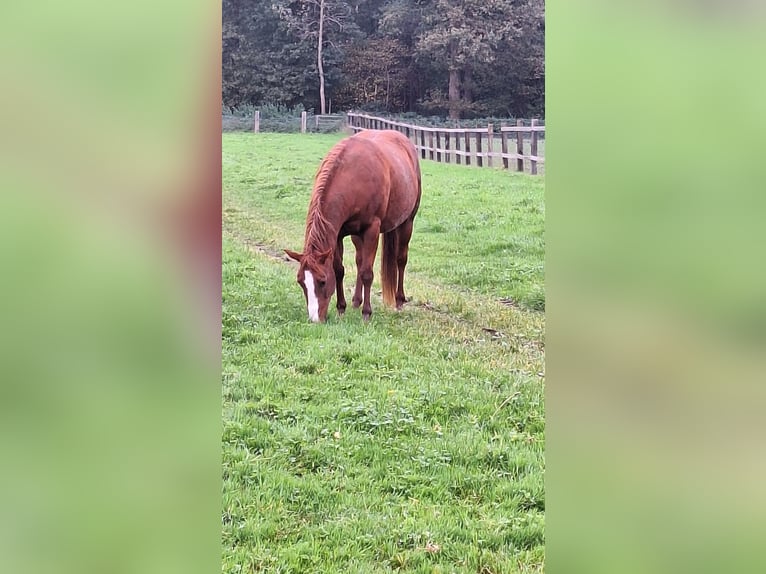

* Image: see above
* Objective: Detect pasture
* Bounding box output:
[222,132,545,573]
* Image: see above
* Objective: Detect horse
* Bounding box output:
[285,129,422,323]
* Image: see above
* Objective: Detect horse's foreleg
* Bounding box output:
[351,235,364,309]
[334,237,346,316]
[359,220,381,321]
[395,218,414,309]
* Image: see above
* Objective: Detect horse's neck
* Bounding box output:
[304,199,342,254]
[304,232,336,255]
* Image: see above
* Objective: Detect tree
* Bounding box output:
[377,0,437,112]
[472,1,544,117]
[223,0,315,108]
[222,0,545,118]
[275,0,357,114]
[335,37,408,111]
[416,0,525,119]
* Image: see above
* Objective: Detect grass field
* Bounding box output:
[222,132,545,573]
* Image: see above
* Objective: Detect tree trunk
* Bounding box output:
[463,67,473,105]
[317,0,326,114]
[448,67,461,120]
[448,41,461,120]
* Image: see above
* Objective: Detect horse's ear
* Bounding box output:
[284,249,303,262]
[316,248,332,265]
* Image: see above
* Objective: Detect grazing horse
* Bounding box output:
[285,130,422,323]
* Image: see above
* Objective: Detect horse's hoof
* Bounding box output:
[362,312,371,322]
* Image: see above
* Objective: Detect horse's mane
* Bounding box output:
[303,139,350,253]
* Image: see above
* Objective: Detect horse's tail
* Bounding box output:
[381,230,398,307]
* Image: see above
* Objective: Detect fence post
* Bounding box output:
[476,130,483,167]
[487,124,494,168]
[301,111,307,133]
[428,131,434,161]
[464,131,471,166]
[516,119,524,172]
[455,133,461,165]
[253,110,260,133]
[501,128,509,170]
[420,129,426,160]
[530,119,539,175]
[444,130,451,163]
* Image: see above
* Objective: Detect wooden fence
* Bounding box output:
[346,112,544,175]
[314,114,344,130]
[252,111,344,134]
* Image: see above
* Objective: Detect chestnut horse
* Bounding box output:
[285,130,422,323]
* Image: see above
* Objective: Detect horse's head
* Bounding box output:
[284,248,335,323]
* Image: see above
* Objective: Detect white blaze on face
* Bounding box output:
[304,270,320,322]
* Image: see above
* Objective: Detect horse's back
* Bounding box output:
[353,130,418,170]
[350,130,421,230]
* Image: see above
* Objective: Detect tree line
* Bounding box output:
[223,0,544,120]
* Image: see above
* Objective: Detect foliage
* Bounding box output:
[222,132,545,572]
[335,37,408,111]
[223,0,316,109]
[223,0,544,118]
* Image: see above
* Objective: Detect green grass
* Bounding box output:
[222,132,545,573]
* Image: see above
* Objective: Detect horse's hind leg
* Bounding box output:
[351,235,364,309]
[334,237,346,316]
[395,217,415,309]
[359,219,381,321]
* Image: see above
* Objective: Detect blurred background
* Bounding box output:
[0,3,221,573]
[548,1,766,572]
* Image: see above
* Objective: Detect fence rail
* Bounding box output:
[315,114,344,129]
[346,112,544,175]
[245,110,345,134]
